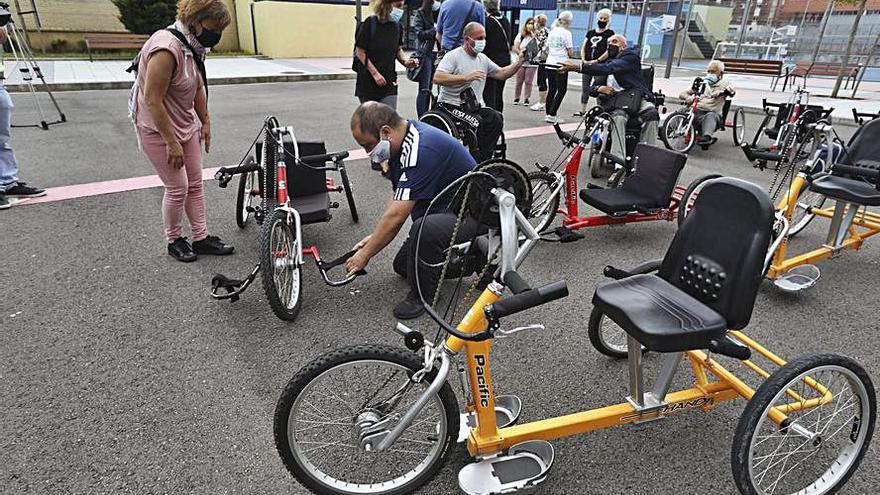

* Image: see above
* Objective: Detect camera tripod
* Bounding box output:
[2,3,66,130]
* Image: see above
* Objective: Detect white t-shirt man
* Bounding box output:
[545,26,573,65]
[436,46,500,107]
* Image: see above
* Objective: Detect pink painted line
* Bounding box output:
[13,123,575,207]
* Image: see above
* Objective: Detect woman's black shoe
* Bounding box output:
[192,235,234,255]
[168,237,198,262]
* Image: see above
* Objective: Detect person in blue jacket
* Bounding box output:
[560,34,658,161]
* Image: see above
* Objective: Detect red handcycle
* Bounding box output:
[525,117,719,241]
[209,116,363,321]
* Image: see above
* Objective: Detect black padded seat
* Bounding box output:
[290,193,332,224]
[593,274,726,352]
[580,143,687,215]
[808,175,880,206]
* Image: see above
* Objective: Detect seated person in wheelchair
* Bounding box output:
[560,34,658,162]
[346,102,484,320]
[433,22,523,162]
[678,60,735,146]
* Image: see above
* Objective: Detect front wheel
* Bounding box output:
[788,183,826,238]
[661,111,696,153]
[731,353,876,495]
[732,107,746,147]
[260,207,303,321]
[526,171,560,234]
[236,169,260,228]
[274,344,459,495]
[677,174,723,226]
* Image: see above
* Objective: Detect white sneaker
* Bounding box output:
[554,116,565,124]
[512,100,520,106]
[530,103,545,111]
[544,115,556,123]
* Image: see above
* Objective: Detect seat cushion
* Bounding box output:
[580,188,660,215]
[809,175,880,207]
[290,193,332,224]
[592,274,727,353]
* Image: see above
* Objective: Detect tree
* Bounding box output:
[831,0,868,97]
[111,0,178,35]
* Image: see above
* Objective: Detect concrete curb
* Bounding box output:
[6,72,357,93]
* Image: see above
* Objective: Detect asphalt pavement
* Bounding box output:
[1,80,878,494]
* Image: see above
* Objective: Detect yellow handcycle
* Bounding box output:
[765,117,880,292]
[273,164,875,495]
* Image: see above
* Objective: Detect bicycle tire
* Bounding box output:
[588,145,605,178]
[260,207,303,321]
[274,344,459,495]
[731,353,876,495]
[587,307,632,359]
[788,184,826,238]
[526,171,560,235]
[661,110,696,153]
[235,168,259,228]
[338,165,359,223]
[732,107,746,147]
[677,174,723,226]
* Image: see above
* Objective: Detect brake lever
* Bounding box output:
[496,324,545,339]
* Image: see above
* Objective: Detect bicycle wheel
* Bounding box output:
[587,307,630,359]
[588,144,605,178]
[260,208,303,321]
[338,165,359,223]
[526,171,560,235]
[731,353,876,495]
[732,107,746,147]
[788,184,827,238]
[274,344,459,495]
[677,174,723,226]
[236,169,259,228]
[661,111,696,153]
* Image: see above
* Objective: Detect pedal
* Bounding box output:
[773,264,820,293]
[329,201,340,209]
[458,440,554,495]
[457,395,522,443]
[551,226,584,243]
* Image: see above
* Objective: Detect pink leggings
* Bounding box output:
[138,130,208,243]
[514,65,538,102]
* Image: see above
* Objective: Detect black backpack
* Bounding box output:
[351,16,378,72]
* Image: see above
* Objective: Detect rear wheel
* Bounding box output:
[260,207,302,321]
[420,111,459,139]
[274,344,459,495]
[588,308,631,359]
[661,111,696,153]
[526,171,560,235]
[236,169,259,228]
[677,174,723,226]
[588,145,605,178]
[339,165,359,223]
[732,107,746,147]
[731,353,876,495]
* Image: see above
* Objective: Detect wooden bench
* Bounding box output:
[84,33,150,62]
[788,62,863,90]
[716,58,785,91]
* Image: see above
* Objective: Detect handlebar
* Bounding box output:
[487,279,569,321]
[314,248,366,287]
[553,123,578,148]
[300,150,349,166]
[215,155,261,188]
[601,151,628,167]
[853,108,880,125]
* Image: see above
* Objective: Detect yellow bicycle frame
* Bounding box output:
[444,287,833,458]
[768,174,880,279]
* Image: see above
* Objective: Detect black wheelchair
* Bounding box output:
[419,91,507,161]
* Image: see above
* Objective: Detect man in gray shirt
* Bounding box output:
[434,22,522,161]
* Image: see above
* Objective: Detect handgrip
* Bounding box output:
[488,281,568,321]
[553,123,577,147]
[601,151,627,167]
[503,271,531,294]
[300,150,350,164]
[315,249,366,287]
[834,163,880,180]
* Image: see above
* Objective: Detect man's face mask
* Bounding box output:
[196,27,222,48]
[368,137,391,166]
[705,73,719,86]
[606,44,620,59]
[471,38,486,53]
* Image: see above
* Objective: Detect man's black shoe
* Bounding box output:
[393,292,426,320]
[192,235,235,255]
[0,194,10,210]
[168,237,198,262]
[4,182,46,198]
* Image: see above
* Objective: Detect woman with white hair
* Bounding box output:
[543,10,575,124]
[575,7,614,117]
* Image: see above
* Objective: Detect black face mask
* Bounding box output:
[196,28,222,48]
[606,45,620,59]
[597,20,608,29]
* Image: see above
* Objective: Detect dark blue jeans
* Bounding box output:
[416,52,436,117]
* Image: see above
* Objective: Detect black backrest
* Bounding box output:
[256,138,329,198]
[842,117,880,166]
[621,144,687,209]
[658,178,774,330]
[641,65,655,92]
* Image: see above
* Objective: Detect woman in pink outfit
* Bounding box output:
[512,17,539,107]
[135,0,233,262]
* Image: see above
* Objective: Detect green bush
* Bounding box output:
[111,0,177,35]
[49,39,69,53]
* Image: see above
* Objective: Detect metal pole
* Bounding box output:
[851,29,880,98]
[676,0,694,66]
[588,0,596,31]
[624,0,631,38]
[735,0,753,57]
[664,0,685,78]
[356,0,363,23]
[637,0,649,49]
